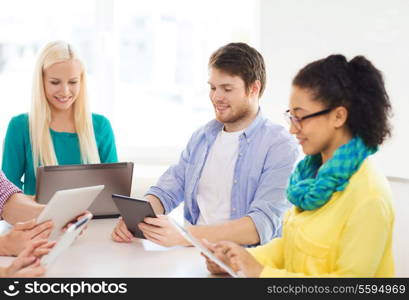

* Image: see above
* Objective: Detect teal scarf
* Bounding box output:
[287,136,377,210]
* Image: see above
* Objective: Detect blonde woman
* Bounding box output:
[2,41,118,195]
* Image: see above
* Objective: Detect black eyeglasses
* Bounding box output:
[284,108,333,130]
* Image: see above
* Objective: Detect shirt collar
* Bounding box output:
[242,108,265,142]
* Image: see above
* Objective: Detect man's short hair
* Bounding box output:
[209,42,266,98]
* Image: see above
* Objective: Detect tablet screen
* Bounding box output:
[112,194,156,239]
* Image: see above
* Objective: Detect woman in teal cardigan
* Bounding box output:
[2,41,118,195]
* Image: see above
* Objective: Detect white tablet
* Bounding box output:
[41,213,92,266]
[36,185,104,240]
[168,217,242,278]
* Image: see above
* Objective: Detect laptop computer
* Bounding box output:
[36,162,134,218]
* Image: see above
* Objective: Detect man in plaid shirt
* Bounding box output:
[0,171,53,256]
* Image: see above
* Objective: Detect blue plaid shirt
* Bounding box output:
[146,110,299,244]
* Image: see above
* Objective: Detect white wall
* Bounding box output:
[259,1,409,275]
[259,0,409,179]
[389,178,409,277]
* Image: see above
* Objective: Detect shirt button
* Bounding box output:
[247,139,251,142]
[239,153,242,156]
[234,179,238,184]
[232,208,236,212]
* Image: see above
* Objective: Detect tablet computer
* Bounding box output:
[37,185,104,240]
[112,194,156,239]
[41,213,93,266]
[168,217,242,278]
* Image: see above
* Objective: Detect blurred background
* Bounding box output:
[1,0,408,185]
[0,0,258,192]
[1,0,408,181]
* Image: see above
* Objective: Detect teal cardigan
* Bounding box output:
[2,113,118,195]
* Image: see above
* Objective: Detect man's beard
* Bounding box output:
[215,106,250,124]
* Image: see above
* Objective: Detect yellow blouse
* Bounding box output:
[249,158,395,277]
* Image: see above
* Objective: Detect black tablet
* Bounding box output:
[112,194,156,239]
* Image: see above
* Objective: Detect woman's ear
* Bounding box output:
[333,106,348,128]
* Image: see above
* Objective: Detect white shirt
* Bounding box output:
[196,129,243,225]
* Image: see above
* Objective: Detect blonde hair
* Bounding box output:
[30,41,100,173]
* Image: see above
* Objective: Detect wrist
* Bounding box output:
[34,203,45,219]
[251,263,264,278]
[186,225,205,246]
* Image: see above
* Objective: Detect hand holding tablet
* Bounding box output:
[167,217,243,278]
[112,194,156,239]
[41,213,93,266]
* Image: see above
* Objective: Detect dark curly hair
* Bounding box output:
[292,54,392,148]
[209,42,266,97]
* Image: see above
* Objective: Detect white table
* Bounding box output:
[0,218,212,277]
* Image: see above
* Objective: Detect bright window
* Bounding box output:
[0,0,259,196]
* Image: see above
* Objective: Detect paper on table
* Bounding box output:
[141,239,178,251]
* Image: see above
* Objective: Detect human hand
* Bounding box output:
[2,239,55,277]
[3,219,53,256]
[111,217,133,243]
[62,211,92,236]
[138,215,190,247]
[201,239,230,275]
[215,241,263,277]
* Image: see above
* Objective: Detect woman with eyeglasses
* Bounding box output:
[202,54,395,277]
